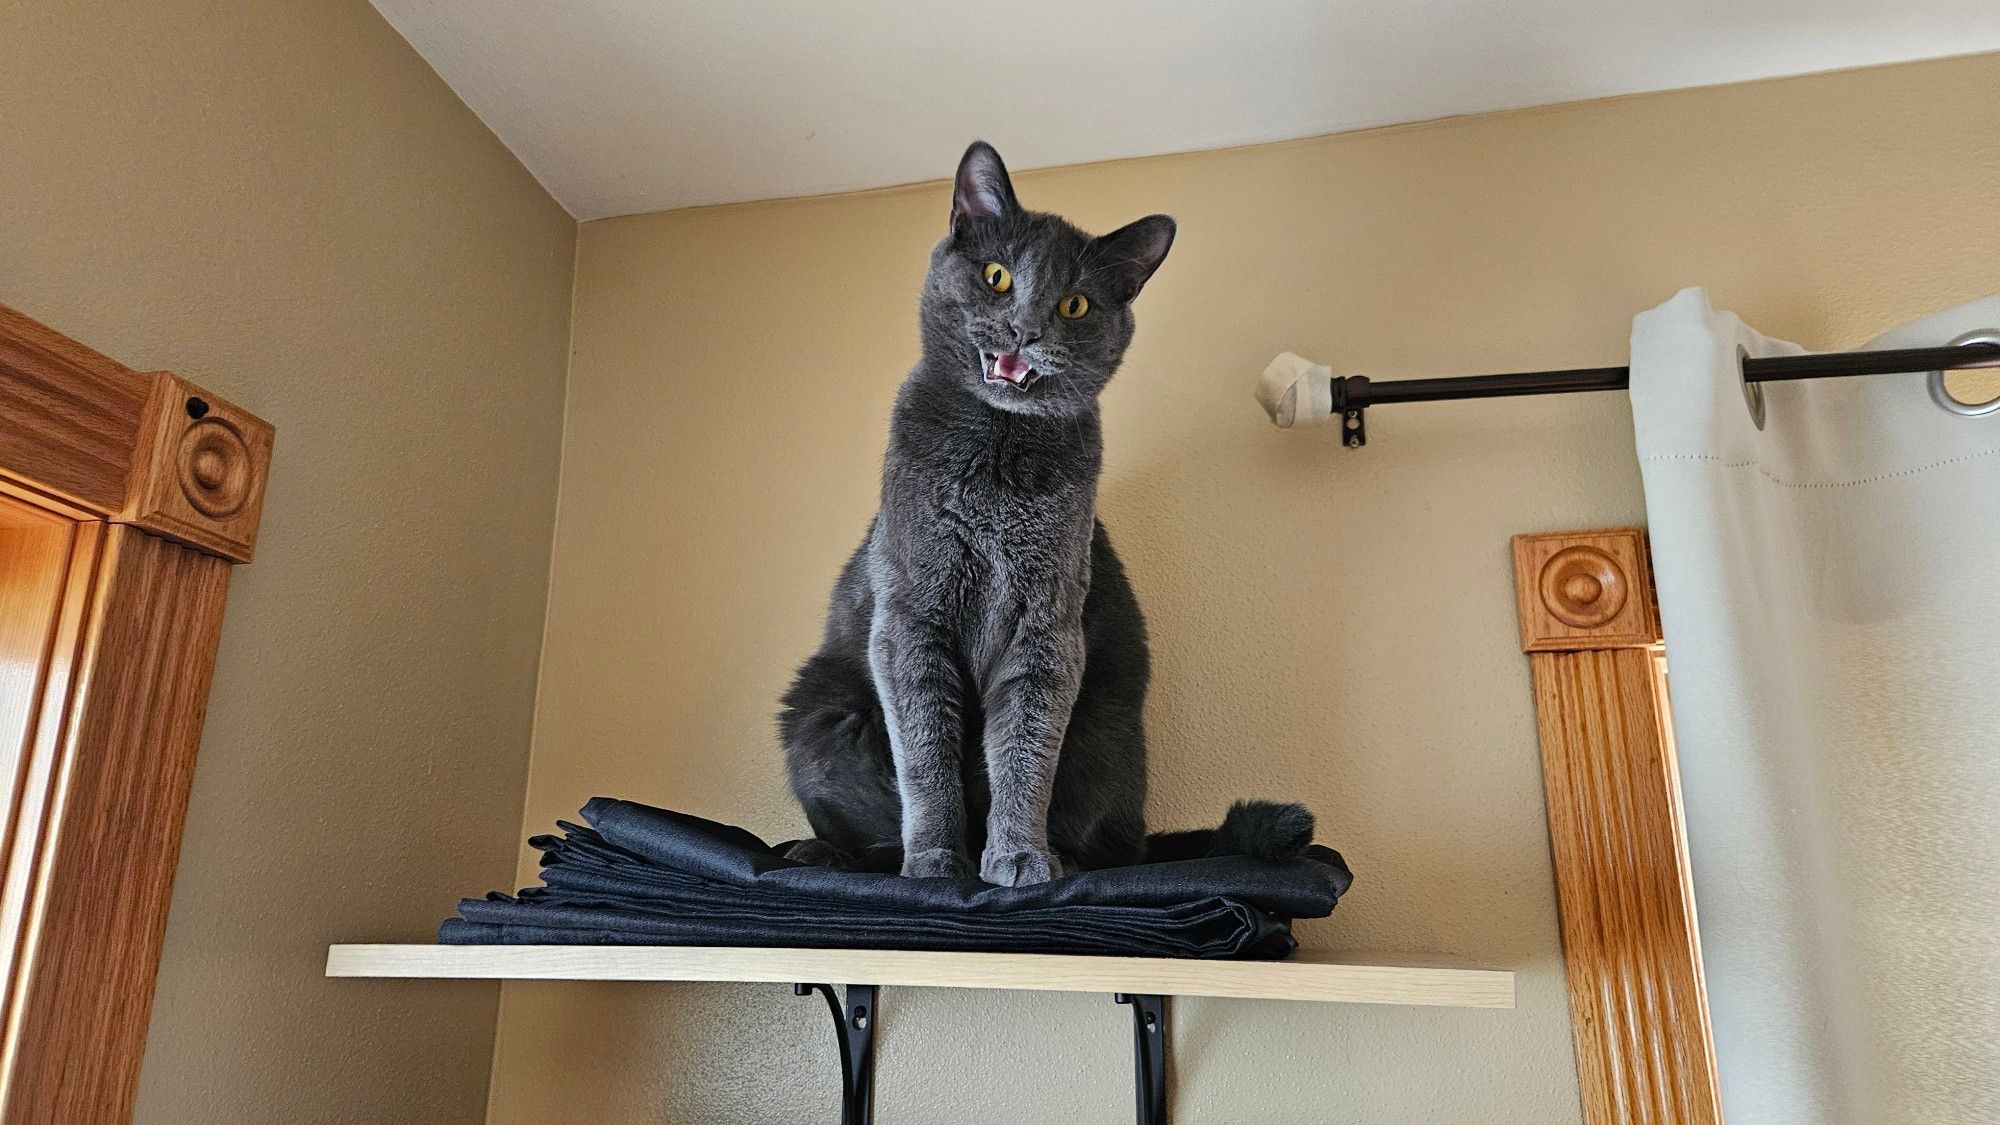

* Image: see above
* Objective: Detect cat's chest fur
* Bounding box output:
[874,381,1099,663]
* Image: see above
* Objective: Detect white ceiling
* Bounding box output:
[371,1,2000,221]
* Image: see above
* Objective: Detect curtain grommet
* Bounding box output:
[1928,329,2000,418]
[1737,344,1766,430]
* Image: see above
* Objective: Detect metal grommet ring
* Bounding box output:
[1737,344,1766,430]
[1928,329,2000,418]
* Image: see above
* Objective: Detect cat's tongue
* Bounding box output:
[992,351,1032,384]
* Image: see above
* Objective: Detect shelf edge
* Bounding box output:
[325,944,1515,1009]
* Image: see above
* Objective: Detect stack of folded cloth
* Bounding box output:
[441,798,1353,960]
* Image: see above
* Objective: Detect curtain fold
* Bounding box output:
[1630,288,2000,1124]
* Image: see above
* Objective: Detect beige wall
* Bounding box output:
[497,52,2000,1124]
[8,7,1992,1118]
[0,1,575,1122]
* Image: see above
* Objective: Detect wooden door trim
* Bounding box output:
[0,303,273,563]
[0,303,273,1123]
[1512,527,1721,1125]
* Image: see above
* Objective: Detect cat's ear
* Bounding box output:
[1088,215,1177,303]
[951,141,1019,231]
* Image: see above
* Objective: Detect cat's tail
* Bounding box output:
[1143,800,1316,863]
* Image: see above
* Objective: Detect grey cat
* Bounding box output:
[781,142,1309,887]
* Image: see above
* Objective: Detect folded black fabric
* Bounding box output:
[440,798,1353,960]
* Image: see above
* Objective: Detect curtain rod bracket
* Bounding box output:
[1333,375,1371,448]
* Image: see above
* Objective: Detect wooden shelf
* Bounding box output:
[325,945,1513,1008]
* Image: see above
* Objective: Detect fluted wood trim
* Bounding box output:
[0,304,273,562]
[1513,528,1720,1125]
[0,306,149,515]
[0,526,232,1124]
[0,304,267,1124]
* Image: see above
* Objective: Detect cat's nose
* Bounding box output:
[1010,319,1042,348]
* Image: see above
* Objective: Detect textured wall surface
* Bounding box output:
[0,1,575,1121]
[496,52,2000,1124]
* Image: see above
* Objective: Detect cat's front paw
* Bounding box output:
[902,847,972,880]
[980,845,1060,887]
[784,838,855,869]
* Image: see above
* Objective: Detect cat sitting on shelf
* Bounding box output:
[780,141,1311,887]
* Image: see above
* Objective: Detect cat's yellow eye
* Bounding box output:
[1057,293,1089,319]
[982,262,1013,293]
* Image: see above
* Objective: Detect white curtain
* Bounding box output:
[1630,288,2000,1124]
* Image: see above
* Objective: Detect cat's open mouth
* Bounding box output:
[981,350,1038,390]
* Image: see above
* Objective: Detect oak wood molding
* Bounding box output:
[0,306,148,515]
[1,527,231,1124]
[0,303,273,562]
[1514,527,1660,652]
[0,303,272,1123]
[1512,527,1720,1125]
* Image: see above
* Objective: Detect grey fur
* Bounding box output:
[780,141,1175,886]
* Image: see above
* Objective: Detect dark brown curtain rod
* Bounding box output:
[1326,340,2000,446]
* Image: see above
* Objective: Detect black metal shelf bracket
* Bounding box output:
[790,984,1167,1123]
[1114,993,1169,1125]
[795,983,877,1125]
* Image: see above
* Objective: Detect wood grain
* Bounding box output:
[0,304,269,1123]
[0,305,150,515]
[0,527,232,1124]
[0,304,272,562]
[124,370,275,562]
[1514,528,1660,652]
[325,945,1516,1008]
[1512,529,1721,1125]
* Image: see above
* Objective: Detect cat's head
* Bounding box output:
[919,142,1175,416]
